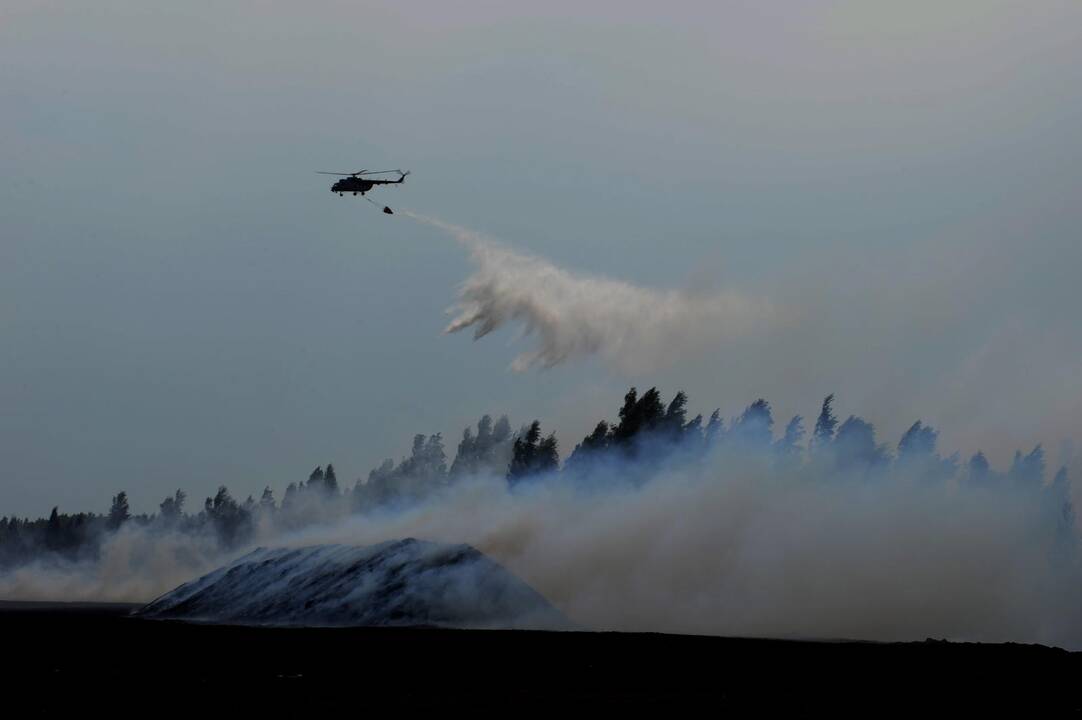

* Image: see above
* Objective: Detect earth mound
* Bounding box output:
[137,538,568,629]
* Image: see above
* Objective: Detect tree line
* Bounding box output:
[1,388,1076,570]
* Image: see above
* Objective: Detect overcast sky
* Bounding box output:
[2,1,1081,516]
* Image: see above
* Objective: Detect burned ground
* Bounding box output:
[2,602,1078,712]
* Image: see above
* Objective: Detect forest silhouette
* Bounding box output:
[1,387,1074,572]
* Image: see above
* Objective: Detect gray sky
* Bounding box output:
[2,1,1081,517]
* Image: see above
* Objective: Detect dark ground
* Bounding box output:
[2,602,1079,713]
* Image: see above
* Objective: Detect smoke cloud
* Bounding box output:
[4,447,1077,648]
[0,527,222,603]
[405,213,775,372]
[2,215,1077,648]
[293,461,1082,648]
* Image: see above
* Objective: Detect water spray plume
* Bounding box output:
[402,211,775,373]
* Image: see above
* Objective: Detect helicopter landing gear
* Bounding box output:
[353,192,357,196]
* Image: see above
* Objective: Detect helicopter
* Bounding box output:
[317,169,410,197]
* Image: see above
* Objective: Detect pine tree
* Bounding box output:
[612,387,665,447]
[323,464,339,496]
[967,451,991,484]
[107,492,130,530]
[282,482,298,510]
[423,434,448,480]
[684,414,703,441]
[896,421,955,481]
[637,388,665,435]
[811,394,838,451]
[536,434,559,474]
[662,391,689,439]
[582,421,610,451]
[833,416,889,471]
[476,415,493,447]
[450,427,475,477]
[565,421,611,472]
[1009,445,1045,485]
[260,487,276,512]
[205,486,250,547]
[160,489,186,524]
[614,388,638,441]
[46,507,61,551]
[450,415,514,478]
[731,399,774,448]
[775,415,804,456]
[704,410,723,446]
[508,421,558,483]
[508,429,532,481]
[492,416,512,443]
[898,421,938,460]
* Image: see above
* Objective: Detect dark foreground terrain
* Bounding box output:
[2,602,1079,713]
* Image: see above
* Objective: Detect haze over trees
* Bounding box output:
[0,387,1076,571]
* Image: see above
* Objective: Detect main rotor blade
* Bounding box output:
[315,171,354,176]
[357,169,401,175]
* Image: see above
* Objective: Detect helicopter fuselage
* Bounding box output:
[331,177,376,194]
[321,170,408,195]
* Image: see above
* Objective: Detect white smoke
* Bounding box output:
[404,213,776,372]
[0,526,222,603]
[288,462,1082,649]
[2,212,1078,648]
[2,450,1079,647]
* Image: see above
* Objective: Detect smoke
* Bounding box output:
[7,441,1077,648]
[2,213,1078,647]
[0,526,222,603]
[289,459,1082,648]
[404,212,775,372]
